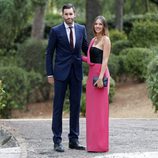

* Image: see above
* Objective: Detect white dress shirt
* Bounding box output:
[64,22,76,48]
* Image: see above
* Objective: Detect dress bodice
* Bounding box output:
[90,47,103,64]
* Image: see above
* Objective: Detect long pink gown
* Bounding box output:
[82,38,110,152]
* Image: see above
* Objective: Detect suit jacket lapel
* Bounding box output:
[61,23,70,47]
[74,24,79,49]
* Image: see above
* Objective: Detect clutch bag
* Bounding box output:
[93,76,108,87]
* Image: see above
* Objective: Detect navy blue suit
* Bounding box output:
[46,23,88,144]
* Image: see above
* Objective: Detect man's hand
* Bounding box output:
[47,76,54,85]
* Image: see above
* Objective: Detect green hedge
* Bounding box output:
[129,21,158,48]
[18,38,47,75]
[146,56,158,112]
[108,54,120,80]
[0,66,42,118]
[109,29,127,44]
[109,77,116,103]
[119,48,154,82]
[0,81,7,112]
[111,40,132,55]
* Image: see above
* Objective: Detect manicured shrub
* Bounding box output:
[18,38,47,75]
[129,21,158,48]
[0,66,42,118]
[109,77,116,103]
[119,48,154,82]
[108,54,120,80]
[0,80,7,118]
[0,81,5,108]
[146,56,158,112]
[123,13,158,35]
[0,66,28,117]
[111,40,132,55]
[110,29,127,44]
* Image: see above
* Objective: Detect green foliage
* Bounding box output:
[124,1,158,14]
[82,76,87,93]
[81,93,86,116]
[25,70,43,103]
[0,80,8,118]
[109,77,116,103]
[149,46,158,56]
[146,56,158,112]
[110,30,127,44]
[0,0,31,49]
[124,13,158,22]
[0,66,42,118]
[31,0,47,6]
[108,54,120,80]
[129,20,158,48]
[17,38,51,102]
[0,48,23,68]
[119,48,154,82]
[111,40,132,55]
[83,63,89,78]
[0,81,7,110]
[45,13,63,27]
[0,66,28,118]
[18,38,47,75]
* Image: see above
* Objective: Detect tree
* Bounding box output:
[150,0,158,5]
[31,0,48,39]
[115,0,124,31]
[86,0,102,41]
[0,0,31,49]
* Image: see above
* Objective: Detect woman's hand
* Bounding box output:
[94,78,104,88]
[81,55,87,63]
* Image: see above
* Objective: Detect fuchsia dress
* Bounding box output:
[82,38,110,152]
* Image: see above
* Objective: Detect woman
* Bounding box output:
[82,16,111,152]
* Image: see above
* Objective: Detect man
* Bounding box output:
[46,3,88,152]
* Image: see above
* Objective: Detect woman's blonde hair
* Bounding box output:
[93,16,109,37]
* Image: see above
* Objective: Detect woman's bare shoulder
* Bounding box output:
[102,35,111,45]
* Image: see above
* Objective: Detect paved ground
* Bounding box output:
[1,118,158,158]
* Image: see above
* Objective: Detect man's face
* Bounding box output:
[62,8,75,25]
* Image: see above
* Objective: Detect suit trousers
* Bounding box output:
[52,64,82,144]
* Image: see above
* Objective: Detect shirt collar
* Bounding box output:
[64,22,74,29]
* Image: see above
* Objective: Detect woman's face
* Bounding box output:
[94,19,104,35]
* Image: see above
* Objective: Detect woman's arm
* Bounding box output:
[99,36,111,79]
[95,36,111,88]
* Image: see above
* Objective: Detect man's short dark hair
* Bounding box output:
[62,3,75,13]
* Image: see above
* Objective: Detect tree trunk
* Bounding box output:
[31,5,46,39]
[86,0,102,42]
[144,0,149,12]
[115,0,124,31]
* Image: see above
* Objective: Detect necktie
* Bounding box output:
[69,26,73,49]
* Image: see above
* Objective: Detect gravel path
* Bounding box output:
[1,118,158,158]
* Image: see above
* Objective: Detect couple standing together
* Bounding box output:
[46,3,111,153]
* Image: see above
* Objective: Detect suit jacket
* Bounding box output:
[46,23,88,81]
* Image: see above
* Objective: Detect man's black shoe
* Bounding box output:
[54,143,64,152]
[69,142,85,150]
